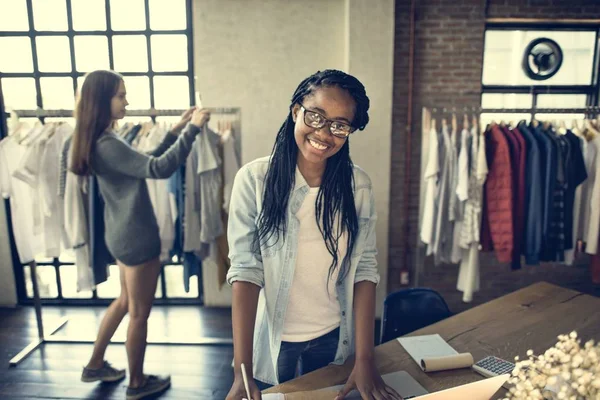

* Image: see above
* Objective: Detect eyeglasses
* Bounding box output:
[300,105,356,138]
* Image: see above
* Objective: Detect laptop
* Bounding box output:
[415,374,509,400]
[318,371,508,400]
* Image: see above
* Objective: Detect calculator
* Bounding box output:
[472,356,515,380]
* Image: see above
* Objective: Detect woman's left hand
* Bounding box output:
[335,358,403,400]
[171,106,196,134]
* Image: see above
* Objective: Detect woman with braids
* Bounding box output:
[225,70,402,400]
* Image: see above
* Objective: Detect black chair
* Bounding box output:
[380,288,452,344]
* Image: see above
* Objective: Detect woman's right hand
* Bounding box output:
[226,374,262,400]
[191,107,211,128]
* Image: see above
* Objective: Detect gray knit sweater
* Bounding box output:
[91,123,201,265]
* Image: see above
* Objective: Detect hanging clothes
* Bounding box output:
[457,125,487,303]
[583,135,600,255]
[420,125,439,249]
[565,133,588,265]
[481,124,513,263]
[0,132,43,264]
[431,124,455,265]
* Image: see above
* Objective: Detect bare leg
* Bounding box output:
[123,258,161,388]
[87,265,129,369]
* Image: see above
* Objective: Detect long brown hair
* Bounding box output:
[70,70,123,176]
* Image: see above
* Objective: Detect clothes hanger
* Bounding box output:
[585,119,599,140]
[558,120,567,135]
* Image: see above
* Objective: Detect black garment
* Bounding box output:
[124,124,142,144]
[517,123,543,264]
[547,133,569,262]
[0,85,8,139]
[532,125,558,262]
[563,131,588,249]
[89,175,114,284]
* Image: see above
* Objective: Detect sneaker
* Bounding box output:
[81,361,126,383]
[126,375,171,400]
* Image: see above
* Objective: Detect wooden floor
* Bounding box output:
[0,305,234,399]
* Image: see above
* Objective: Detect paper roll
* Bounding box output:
[420,352,474,372]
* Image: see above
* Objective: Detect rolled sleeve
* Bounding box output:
[226,165,265,288]
[354,188,380,285]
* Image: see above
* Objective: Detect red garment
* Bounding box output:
[481,125,514,263]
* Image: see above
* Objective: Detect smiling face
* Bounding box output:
[292,85,356,170]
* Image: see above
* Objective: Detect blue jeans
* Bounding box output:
[256,327,340,390]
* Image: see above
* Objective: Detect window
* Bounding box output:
[481,27,600,126]
[0,0,200,305]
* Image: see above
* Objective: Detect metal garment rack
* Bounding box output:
[414,106,600,287]
[7,107,240,367]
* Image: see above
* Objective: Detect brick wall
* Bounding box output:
[390,0,600,314]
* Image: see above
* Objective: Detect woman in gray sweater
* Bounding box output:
[71,70,209,400]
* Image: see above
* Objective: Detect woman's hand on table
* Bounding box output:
[335,358,403,400]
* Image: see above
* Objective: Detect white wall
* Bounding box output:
[0,201,18,307]
[193,0,394,317]
[345,0,394,317]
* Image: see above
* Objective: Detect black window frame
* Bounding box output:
[481,21,600,118]
[0,0,203,306]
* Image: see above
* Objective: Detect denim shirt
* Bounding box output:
[226,156,380,385]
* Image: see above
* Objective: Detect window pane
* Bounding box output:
[536,94,587,108]
[60,266,93,299]
[71,0,106,31]
[149,0,186,30]
[1,78,37,109]
[24,265,59,299]
[151,34,188,72]
[32,0,68,31]
[36,36,71,72]
[153,76,189,109]
[113,35,148,72]
[0,0,29,31]
[96,265,119,299]
[483,30,597,85]
[123,76,151,109]
[481,93,532,109]
[40,77,75,109]
[164,265,198,298]
[0,37,33,72]
[74,36,109,72]
[109,0,146,31]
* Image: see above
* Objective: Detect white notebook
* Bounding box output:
[398,334,458,371]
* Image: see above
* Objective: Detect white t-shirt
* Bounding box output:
[0,137,43,263]
[281,187,347,342]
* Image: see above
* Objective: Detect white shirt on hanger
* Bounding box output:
[420,126,439,247]
[0,134,43,264]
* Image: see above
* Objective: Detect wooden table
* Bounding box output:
[266,282,600,398]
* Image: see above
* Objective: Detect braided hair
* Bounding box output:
[255,69,370,283]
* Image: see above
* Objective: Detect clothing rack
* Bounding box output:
[427,106,600,114]
[414,106,600,287]
[7,107,239,367]
[8,107,241,118]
